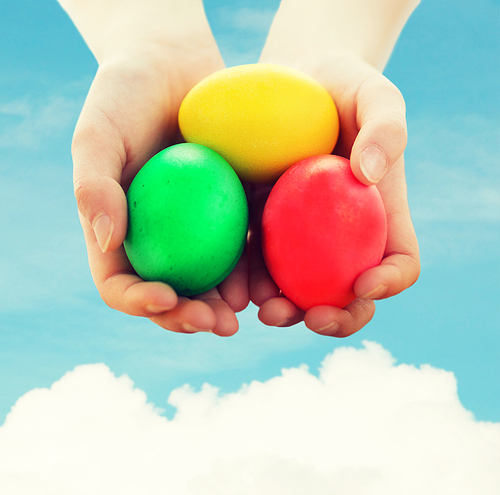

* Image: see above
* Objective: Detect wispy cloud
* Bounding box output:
[0,158,90,314]
[406,113,500,264]
[1,341,498,494]
[407,114,500,222]
[0,94,80,149]
[0,100,31,117]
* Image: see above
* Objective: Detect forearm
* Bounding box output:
[57,0,214,64]
[261,0,420,71]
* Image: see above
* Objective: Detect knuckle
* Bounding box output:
[73,175,88,208]
[390,116,408,152]
[401,251,421,291]
[411,255,421,286]
[73,175,98,224]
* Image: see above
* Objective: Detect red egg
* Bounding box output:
[262,155,387,310]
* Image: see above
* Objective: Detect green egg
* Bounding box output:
[124,143,249,296]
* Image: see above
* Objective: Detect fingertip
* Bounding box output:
[150,298,217,334]
[304,306,342,336]
[118,279,178,316]
[179,298,217,331]
[211,302,240,337]
[304,299,376,338]
[354,254,420,301]
[218,253,250,312]
[92,214,114,253]
[354,267,390,300]
[142,282,179,313]
[350,76,407,185]
[257,297,304,327]
[357,145,389,185]
[249,269,281,307]
[223,291,250,313]
[75,176,128,253]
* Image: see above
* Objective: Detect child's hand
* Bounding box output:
[70,8,251,336]
[250,55,420,337]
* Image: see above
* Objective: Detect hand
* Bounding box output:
[250,54,420,337]
[71,22,249,336]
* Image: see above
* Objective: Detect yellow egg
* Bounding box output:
[178,64,339,183]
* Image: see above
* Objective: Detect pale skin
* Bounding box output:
[61,0,420,338]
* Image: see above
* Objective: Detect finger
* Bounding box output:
[304,298,376,338]
[354,157,420,299]
[257,297,305,327]
[72,64,174,253]
[350,72,407,185]
[195,289,239,337]
[150,298,217,334]
[82,216,227,335]
[248,184,281,306]
[218,248,250,313]
[249,247,280,307]
[83,218,223,339]
[74,174,128,253]
[354,253,420,300]
[82,217,178,315]
[72,95,129,254]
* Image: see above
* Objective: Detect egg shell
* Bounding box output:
[262,155,387,310]
[178,63,339,184]
[124,143,249,296]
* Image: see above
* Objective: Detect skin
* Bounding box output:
[71,5,246,336]
[68,0,420,338]
[252,56,420,337]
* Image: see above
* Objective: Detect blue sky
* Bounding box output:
[0,0,499,490]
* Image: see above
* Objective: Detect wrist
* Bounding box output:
[260,0,420,71]
[58,0,214,65]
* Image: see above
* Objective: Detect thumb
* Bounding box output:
[74,174,128,253]
[72,117,128,253]
[349,73,407,185]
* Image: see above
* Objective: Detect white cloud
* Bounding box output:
[0,94,80,149]
[0,100,31,117]
[406,113,500,264]
[407,113,500,223]
[1,341,498,495]
[0,161,90,313]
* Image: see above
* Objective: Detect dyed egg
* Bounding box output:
[124,143,248,296]
[262,155,387,310]
[178,63,339,184]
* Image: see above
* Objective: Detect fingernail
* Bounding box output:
[360,283,387,300]
[314,321,340,335]
[275,318,291,327]
[93,214,113,253]
[146,304,175,314]
[359,146,387,184]
[181,323,213,333]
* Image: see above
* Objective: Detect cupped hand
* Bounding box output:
[250,55,420,337]
[72,38,250,336]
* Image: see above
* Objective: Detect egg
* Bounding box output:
[262,155,387,310]
[123,143,249,296]
[178,63,339,184]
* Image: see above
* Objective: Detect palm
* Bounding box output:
[247,59,419,337]
[72,49,251,336]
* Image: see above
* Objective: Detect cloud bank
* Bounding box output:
[0,341,498,495]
